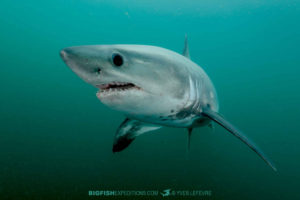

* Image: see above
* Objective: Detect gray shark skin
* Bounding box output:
[60,37,276,171]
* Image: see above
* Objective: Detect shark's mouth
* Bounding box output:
[96,82,141,93]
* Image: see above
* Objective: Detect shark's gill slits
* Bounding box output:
[96,82,141,93]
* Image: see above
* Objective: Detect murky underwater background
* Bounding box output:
[0,0,300,199]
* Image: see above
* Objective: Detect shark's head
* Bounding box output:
[60,45,190,121]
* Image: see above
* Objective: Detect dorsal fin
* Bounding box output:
[182,34,190,59]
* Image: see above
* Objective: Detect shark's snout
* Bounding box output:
[60,49,67,61]
[60,47,76,62]
[60,46,102,87]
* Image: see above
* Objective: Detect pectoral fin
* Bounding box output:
[113,118,161,153]
[202,108,277,171]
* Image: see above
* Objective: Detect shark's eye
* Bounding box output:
[96,67,101,74]
[112,53,123,67]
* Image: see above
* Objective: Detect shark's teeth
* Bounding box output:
[96,82,141,93]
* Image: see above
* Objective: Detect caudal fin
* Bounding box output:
[202,108,277,172]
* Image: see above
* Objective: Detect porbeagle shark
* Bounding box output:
[60,36,276,171]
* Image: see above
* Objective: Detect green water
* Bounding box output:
[0,0,299,199]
